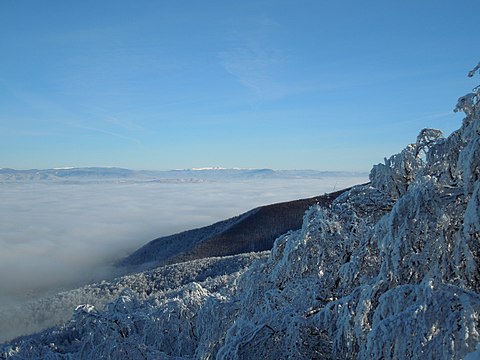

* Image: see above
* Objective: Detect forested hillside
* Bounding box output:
[118,189,346,272]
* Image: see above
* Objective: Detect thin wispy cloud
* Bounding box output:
[218,16,295,100]
[5,88,143,145]
[103,115,145,132]
[220,47,288,99]
[417,111,455,120]
[72,123,142,145]
[10,89,70,118]
[79,107,146,140]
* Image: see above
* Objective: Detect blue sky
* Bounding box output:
[1,1,478,171]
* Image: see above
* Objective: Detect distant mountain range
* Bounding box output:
[0,167,367,182]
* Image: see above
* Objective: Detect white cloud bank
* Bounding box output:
[0,175,367,308]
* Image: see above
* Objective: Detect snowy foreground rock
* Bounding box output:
[2,68,480,359]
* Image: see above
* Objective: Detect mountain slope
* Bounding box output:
[118,189,347,271]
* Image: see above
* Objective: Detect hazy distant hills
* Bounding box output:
[117,188,349,272]
[0,167,367,183]
[0,167,135,182]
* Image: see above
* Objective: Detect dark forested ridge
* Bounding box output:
[117,188,350,270]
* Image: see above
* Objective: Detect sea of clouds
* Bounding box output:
[0,174,367,309]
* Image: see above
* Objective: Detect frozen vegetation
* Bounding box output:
[0,253,268,346]
[1,65,480,359]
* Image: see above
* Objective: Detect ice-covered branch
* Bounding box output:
[455,61,480,117]
[468,62,480,78]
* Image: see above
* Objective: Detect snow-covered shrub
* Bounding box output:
[369,127,445,200]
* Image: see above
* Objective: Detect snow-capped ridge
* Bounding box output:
[191,166,228,171]
[0,167,367,183]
